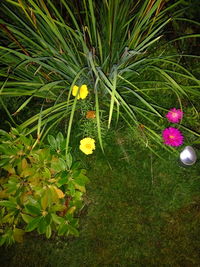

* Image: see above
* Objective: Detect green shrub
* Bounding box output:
[0,128,89,245]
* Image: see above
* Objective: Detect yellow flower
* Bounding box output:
[79,84,89,99]
[72,84,89,100]
[79,137,95,155]
[72,85,80,99]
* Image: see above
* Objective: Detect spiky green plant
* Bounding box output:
[0,0,200,155]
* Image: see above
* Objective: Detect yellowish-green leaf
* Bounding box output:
[0,190,9,199]
[67,206,76,214]
[22,158,28,170]
[48,178,56,183]
[41,194,48,210]
[53,186,65,199]
[43,167,51,179]
[41,189,52,210]
[21,213,33,224]
[3,165,16,175]
[13,228,25,243]
[74,183,86,193]
[46,225,52,239]
[51,213,64,224]
[49,185,59,202]
[21,167,34,178]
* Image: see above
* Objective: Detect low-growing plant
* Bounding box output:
[0,128,89,246]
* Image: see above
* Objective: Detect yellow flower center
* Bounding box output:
[79,137,95,155]
[169,135,175,139]
[85,144,92,149]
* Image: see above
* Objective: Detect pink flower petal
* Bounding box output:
[166,108,183,123]
[162,127,184,147]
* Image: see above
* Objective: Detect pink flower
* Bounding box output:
[162,127,184,147]
[166,108,183,123]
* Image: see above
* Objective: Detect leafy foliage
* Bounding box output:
[0,128,89,245]
[0,0,200,155]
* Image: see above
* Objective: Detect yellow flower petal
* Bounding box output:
[53,186,65,198]
[72,85,80,99]
[79,84,89,99]
[79,137,95,155]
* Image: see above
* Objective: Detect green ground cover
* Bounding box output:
[1,134,200,266]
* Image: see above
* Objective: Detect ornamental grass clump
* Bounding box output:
[0,0,200,155]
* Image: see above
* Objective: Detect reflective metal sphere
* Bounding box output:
[179,146,197,166]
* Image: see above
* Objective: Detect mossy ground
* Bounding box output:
[0,132,200,266]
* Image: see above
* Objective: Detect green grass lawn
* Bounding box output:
[0,133,200,266]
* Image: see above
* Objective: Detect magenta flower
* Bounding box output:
[166,108,183,123]
[162,127,184,147]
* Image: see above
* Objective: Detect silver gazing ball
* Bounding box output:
[179,146,197,166]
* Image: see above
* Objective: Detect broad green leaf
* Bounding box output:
[4,182,18,194]
[51,158,66,172]
[56,132,64,151]
[0,235,7,246]
[45,225,52,239]
[51,213,64,225]
[57,175,69,187]
[0,157,10,168]
[47,135,57,150]
[21,213,33,224]
[67,181,76,195]
[74,173,90,186]
[37,216,48,234]
[67,224,79,237]
[66,153,72,169]
[58,158,67,171]
[25,216,42,232]
[0,200,16,209]
[50,204,64,212]
[38,148,50,162]
[72,169,81,179]
[25,205,41,216]
[58,222,68,236]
